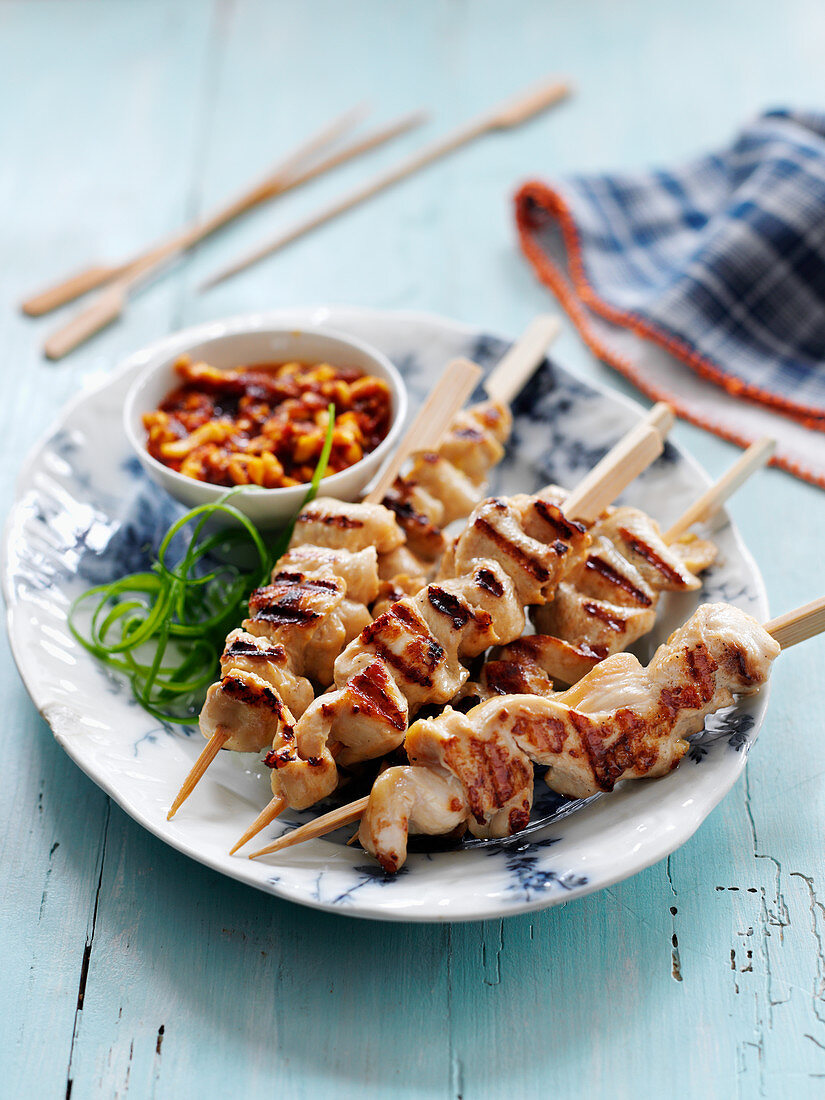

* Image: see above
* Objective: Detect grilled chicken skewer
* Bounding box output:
[455,438,774,700]
[167,360,481,821]
[525,438,775,684]
[251,595,825,867]
[172,320,563,825]
[231,410,670,851]
[170,335,540,823]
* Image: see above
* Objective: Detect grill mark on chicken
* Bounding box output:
[570,708,655,790]
[725,644,757,685]
[513,712,567,755]
[532,498,586,542]
[223,637,288,662]
[474,517,550,581]
[271,571,340,591]
[263,747,292,768]
[296,510,364,530]
[219,672,290,719]
[382,489,443,549]
[443,734,533,826]
[619,528,685,586]
[248,593,321,626]
[427,586,472,629]
[361,604,445,687]
[475,568,504,597]
[347,662,407,731]
[582,600,629,633]
[659,645,718,716]
[507,635,609,662]
[248,573,341,626]
[584,555,653,606]
[483,659,545,696]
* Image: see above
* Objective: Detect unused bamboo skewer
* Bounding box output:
[26,104,368,318]
[40,108,427,358]
[247,595,825,861]
[202,75,571,289]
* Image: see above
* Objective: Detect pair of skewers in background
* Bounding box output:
[239,432,779,861]
[167,313,564,826]
[25,74,572,358]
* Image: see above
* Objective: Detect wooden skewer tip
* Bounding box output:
[228,796,287,854]
[167,730,229,820]
[248,796,369,859]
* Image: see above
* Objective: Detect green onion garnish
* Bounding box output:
[69,403,336,724]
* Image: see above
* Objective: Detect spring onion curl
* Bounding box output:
[69,404,336,724]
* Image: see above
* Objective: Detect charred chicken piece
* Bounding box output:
[358,603,779,871]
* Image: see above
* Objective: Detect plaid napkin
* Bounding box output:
[515,110,825,487]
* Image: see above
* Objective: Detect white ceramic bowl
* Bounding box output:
[123,322,407,527]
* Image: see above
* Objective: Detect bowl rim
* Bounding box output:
[121,320,408,506]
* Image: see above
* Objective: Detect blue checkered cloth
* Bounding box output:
[519,110,825,421]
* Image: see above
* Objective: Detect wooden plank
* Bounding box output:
[0,3,222,1098]
[66,804,452,1097]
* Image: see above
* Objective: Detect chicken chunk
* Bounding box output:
[290,497,404,553]
[200,669,295,754]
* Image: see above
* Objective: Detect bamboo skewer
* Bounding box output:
[229,797,288,855]
[482,315,561,405]
[167,730,231,820]
[364,359,483,504]
[246,595,825,861]
[249,798,369,859]
[40,108,427,358]
[202,75,572,289]
[664,437,775,543]
[26,104,368,317]
[562,402,674,523]
[366,312,563,505]
[765,596,825,649]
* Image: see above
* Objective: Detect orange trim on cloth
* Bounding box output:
[514,180,825,489]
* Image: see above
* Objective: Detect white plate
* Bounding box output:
[3,307,768,923]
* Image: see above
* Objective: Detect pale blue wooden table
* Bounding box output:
[4,2,825,1096]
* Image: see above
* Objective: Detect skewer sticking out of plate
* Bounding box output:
[242,436,778,861]
[167,315,563,825]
